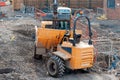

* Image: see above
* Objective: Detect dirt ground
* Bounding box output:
[0,14,119,80]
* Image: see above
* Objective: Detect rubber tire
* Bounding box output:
[47,56,65,77]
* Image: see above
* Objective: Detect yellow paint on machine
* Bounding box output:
[70,45,94,69]
[36,28,66,49]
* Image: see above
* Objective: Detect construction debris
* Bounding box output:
[0,0,119,79]
[0,11,119,79]
[0,0,13,18]
[97,14,107,20]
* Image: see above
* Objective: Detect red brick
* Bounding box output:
[104,0,120,19]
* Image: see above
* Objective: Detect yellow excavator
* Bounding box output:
[34,0,94,77]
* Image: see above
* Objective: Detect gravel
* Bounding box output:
[0,14,119,80]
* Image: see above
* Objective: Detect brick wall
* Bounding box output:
[13,0,103,10]
[13,0,23,10]
[104,0,120,19]
[70,0,103,9]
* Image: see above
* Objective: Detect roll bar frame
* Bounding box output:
[73,16,93,46]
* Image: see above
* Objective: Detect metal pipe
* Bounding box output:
[53,0,58,28]
[89,0,92,9]
[53,0,58,15]
[73,16,93,46]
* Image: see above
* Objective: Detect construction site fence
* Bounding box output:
[91,37,120,72]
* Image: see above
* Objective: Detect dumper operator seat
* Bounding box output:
[69,34,81,44]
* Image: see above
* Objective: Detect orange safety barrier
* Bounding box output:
[0,2,6,6]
